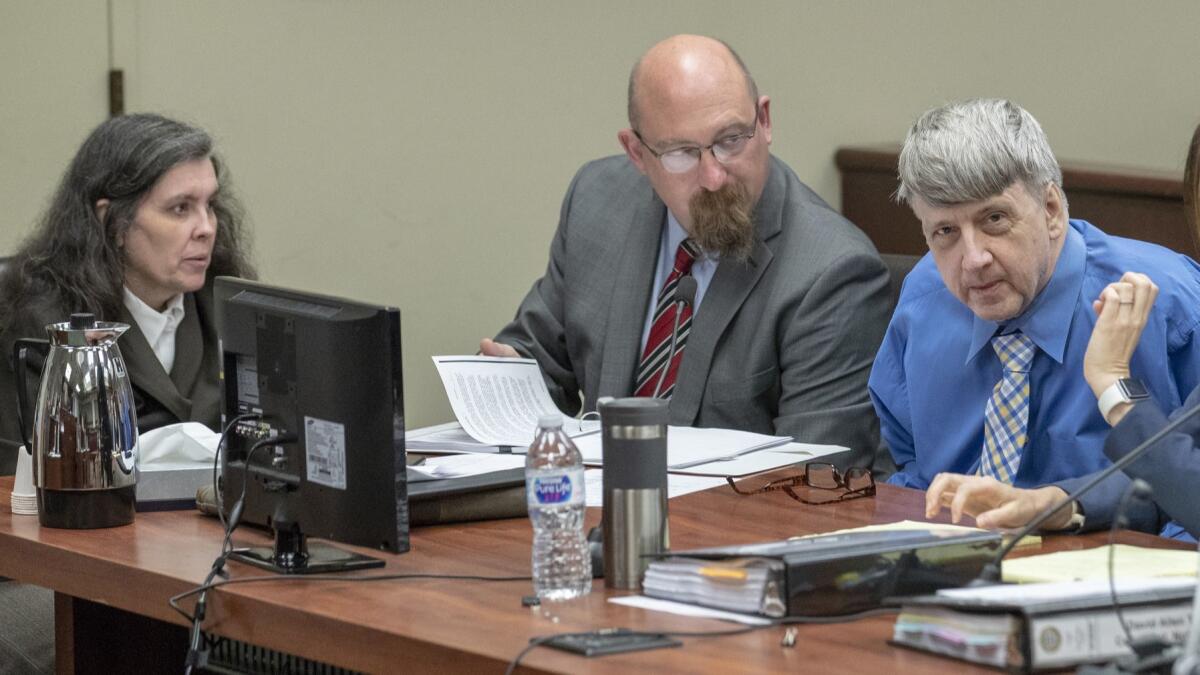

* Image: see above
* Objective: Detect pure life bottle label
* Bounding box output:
[528,468,585,507]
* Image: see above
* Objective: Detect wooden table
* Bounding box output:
[0,476,1190,674]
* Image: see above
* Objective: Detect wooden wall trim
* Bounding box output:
[835,145,1194,258]
[835,145,1183,198]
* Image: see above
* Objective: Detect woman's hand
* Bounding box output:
[1083,272,1157,422]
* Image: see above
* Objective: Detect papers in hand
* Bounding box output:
[430,356,599,447]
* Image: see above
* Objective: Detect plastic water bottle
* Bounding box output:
[526,413,591,600]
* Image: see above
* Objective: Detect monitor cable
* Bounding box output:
[185,420,288,675]
[183,412,259,673]
[176,419,529,670]
[1084,479,1189,674]
[1107,479,1155,656]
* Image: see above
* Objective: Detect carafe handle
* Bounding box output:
[12,337,48,454]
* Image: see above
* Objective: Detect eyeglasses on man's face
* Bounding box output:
[725,462,875,505]
[633,106,760,175]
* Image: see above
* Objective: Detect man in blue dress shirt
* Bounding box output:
[868,98,1200,534]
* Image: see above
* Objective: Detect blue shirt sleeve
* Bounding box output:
[869,324,923,487]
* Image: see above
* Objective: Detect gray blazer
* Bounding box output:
[494,155,892,469]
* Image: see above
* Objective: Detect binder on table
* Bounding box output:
[891,577,1196,671]
[407,467,527,525]
[642,528,1002,617]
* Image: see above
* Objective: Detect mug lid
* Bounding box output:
[599,397,668,426]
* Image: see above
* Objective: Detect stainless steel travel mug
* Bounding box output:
[600,397,668,589]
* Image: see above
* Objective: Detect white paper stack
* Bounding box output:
[572,426,792,469]
[11,446,37,516]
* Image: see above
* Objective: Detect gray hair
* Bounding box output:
[896,99,1066,211]
[627,38,759,131]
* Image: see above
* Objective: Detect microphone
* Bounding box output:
[970,397,1200,586]
[652,275,698,399]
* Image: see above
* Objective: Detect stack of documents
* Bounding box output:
[893,577,1197,671]
[643,558,785,616]
[642,526,1001,618]
[572,425,793,469]
[409,420,831,473]
[893,607,1019,668]
[411,355,848,476]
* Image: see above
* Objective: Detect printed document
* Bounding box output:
[431,355,599,447]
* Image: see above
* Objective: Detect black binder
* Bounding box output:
[406,466,527,525]
[643,529,1003,617]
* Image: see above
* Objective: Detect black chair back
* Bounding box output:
[880,252,921,311]
[1186,123,1200,247]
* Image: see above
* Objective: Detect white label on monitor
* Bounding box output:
[236,355,260,406]
[304,416,347,490]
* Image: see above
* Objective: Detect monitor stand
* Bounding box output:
[230,518,385,575]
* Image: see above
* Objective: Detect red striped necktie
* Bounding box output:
[634,239,700,399]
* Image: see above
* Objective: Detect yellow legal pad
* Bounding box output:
[1002,544,1199,583]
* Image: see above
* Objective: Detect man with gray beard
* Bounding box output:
[482,34,891,470]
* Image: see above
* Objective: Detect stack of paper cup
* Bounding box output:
[11,446,37,516]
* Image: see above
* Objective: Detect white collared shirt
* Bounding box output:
[122,287,186,374]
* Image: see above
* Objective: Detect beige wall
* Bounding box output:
[0,2,110,249]
[3,0,1199,428]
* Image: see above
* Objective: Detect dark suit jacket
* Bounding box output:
[0,286,221,474]
[494,155,892,469]
[1100,389,1200,538]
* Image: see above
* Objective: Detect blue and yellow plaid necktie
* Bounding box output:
[979,332,1036,484]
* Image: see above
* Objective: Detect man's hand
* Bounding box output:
[925,472,1074,530]
[1083,272,1158,406]
[479,338,519,358]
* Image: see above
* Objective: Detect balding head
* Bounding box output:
[616,35,772,260]
[627,35,758,131]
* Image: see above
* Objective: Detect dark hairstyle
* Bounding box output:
[1186,121,1200,251]
[0,113,254,323]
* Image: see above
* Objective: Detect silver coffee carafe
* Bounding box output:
[14,313,138,528]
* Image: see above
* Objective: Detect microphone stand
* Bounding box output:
[652,276,698,399]
[972,398,1200,585]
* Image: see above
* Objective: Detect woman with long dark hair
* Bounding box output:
[0,114,254,673]
[0,113,254,472]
